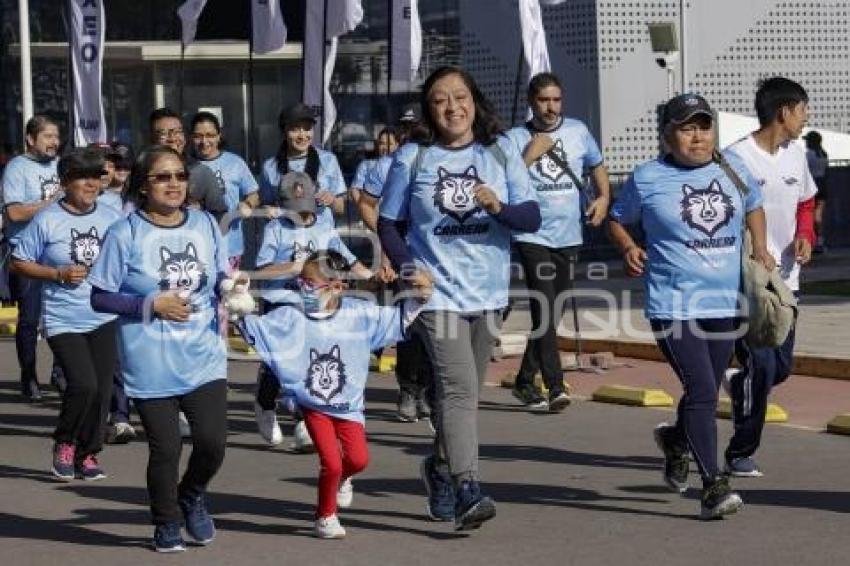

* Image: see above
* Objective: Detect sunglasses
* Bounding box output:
[147,171,189,184]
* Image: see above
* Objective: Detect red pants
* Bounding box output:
[303,409,369,518]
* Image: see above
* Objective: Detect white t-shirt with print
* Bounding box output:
[725,135,817,290]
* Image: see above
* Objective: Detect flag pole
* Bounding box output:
[19,0,33,137]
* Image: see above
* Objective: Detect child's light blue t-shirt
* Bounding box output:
[351,158,375,189]
[505,118,603,248]
[609,152,764,320]
[258,150,346,228]
[255,217,358,305]
[87,209,228,398]
[379,138,535,313]
[240,297,406,424]
[97,189,124,213]
[1,155,60,240]
[11,201,120,337]
[363,155,393,199]
[200,151,259,258]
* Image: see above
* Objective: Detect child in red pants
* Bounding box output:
[234,250,430,538]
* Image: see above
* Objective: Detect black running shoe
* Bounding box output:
[700,475,743,520]
[653,422,689,493]
[454,480,496,531]
[511,383,547,409]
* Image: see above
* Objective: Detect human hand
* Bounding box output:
[315,190,335,206]
[266,206,283,219]
[623,245,647,277]
[405,268,434,304]
[59,264,89,286]
[585,195,610,227]
[473,184,502,215]
[794,238,812,265]
[752,246,777,272]
[153,290,192,322]
[378,255,397,283]
[524,134,555,163]
[237,201,253,219]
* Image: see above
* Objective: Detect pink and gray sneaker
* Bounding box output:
[52,442,76,480]
[75,454,107,481]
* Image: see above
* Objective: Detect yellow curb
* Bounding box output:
[591,384,674,407]
[0,305,18,321]
[557,336,850,381]
[227,336,255,354]
[0,322,16,336]
[377,355,397,373]
[715,397,788,422]
[826,413,850,435]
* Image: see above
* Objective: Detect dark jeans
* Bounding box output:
[651,318,736,482]
[9,271,42,387]
[515,242,577,391]
[395,333,433,399]
[110,366,131,424]
[47,321,117,459]
[134,379,228,525]
[726,318,797,461]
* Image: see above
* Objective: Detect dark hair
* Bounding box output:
[805,131,827,158]
[126,145,186,208]
[24,115,59,144]
[755,77,808,126]
[528,72,562,99]
[418,66,503,146]
[110,142,134,169]
[304,249,352,279]
[190,111,221,134]
[148,107,182,132]
[57,147,105,184]
[377,127,399,144]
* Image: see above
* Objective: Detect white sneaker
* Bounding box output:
[337,477,353,508]
[291,420,315,453]
[178,412,191,438]
[722,368,740,396]
[254,402,283,446]
[314,514,346,539]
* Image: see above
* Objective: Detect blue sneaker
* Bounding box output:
[52,442,75,480]
[419,456,454,521]
[454,480,496,531]
[153,522,185,553]
[724,456,764,478]
[179,493,216,545]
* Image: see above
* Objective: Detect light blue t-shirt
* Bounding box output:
[11,201,120,337]
[200,151,259,257]
[255,217,358,305]
[87,209,228,398]
[363,155,393,199]
[379,139,535,312]
[351,158,375,189]
[97,189,124,213]
[240,297,405,424]
[258,149,346,228]
[505,118,603,248]
[1,155,60,240]
[609,152,764,320]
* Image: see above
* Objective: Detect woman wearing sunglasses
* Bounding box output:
[10,147,121,481]
[88,145,231,552]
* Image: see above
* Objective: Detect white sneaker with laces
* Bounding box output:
[314,514,346,539]
[254,402,283,445]
[337,477,353,508]
[291,420,315,453]
[178,412,191,438]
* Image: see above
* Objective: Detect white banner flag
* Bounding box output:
[68,0,106,146]
[303,0,363,144]
[390,0,422,82]
[252,0,287,54]
[518,0,551,80]
[177,0,208,47]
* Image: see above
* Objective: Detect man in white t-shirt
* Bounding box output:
[723,77,816,477]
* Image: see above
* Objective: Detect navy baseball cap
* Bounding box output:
[662,93,714,127]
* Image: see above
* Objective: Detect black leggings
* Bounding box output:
[651,318,736,483]
[134,379,228,525]
[47,321,117,459]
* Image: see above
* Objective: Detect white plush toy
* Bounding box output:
[220,271,256,319]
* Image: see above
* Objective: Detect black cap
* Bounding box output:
[278,171,317,214]
[661,93,714,127]
[398,104,420,124]
[110,142,134,169]
[58,147,107,182]
[279,103,317,129]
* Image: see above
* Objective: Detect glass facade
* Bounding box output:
[0,0,460,174]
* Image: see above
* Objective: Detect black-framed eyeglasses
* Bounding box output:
[147,171,189,184]
[153,128,184,139]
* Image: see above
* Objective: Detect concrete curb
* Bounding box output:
[590,384,674,407]
[557,336,850,381]
[826,414,850,435]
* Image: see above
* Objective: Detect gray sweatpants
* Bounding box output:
[414,310,502,482]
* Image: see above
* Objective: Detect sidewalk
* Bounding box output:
[503,247,850,378]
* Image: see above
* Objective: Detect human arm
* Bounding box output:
[745,207,776,271]
[585,163,612,227]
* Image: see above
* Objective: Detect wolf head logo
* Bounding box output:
[291,240,317,263]
[69,226,102,267]
[39,175,61,201]
[536,139,568,182]
[433,165,481,223]
[680,181,735,237]
[305,345,347,403]
[213,169,226,191]
[157,242,208,292]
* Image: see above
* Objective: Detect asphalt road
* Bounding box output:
[1,343,848,566]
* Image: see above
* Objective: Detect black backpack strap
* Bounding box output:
[713,150,750,197]
[304,146,321,183]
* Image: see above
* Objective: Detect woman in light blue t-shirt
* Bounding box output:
[608,93,774,521]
